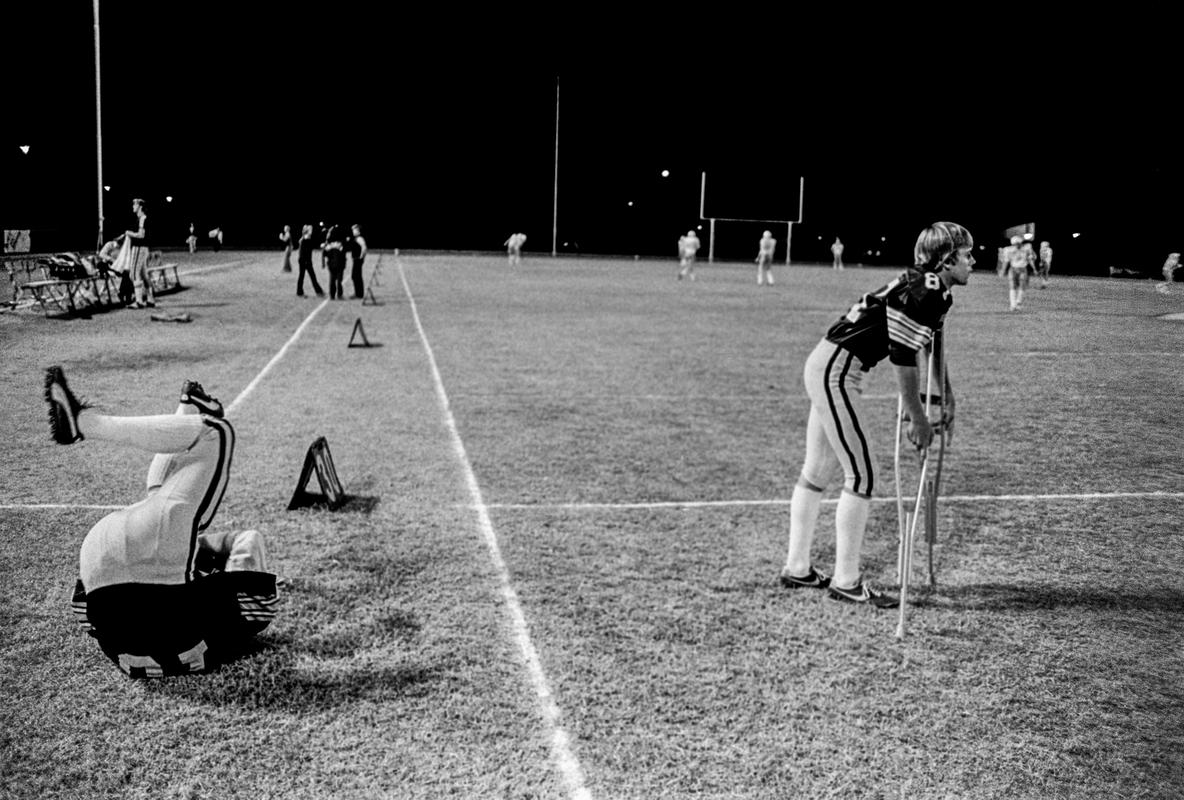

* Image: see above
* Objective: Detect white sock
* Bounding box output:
[79,411,205,454]
[832,491,871,589]
[785,482,823,575]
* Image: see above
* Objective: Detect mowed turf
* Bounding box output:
[1,250,1182,799]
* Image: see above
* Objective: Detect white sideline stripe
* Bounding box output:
[484,490,1184,510]
[178,260,251,277]
[397,261,592,800]
[0,504,125,510]
[225,299,330,417]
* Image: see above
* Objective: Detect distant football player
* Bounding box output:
[1002,235,1032,310]
[43,367,280,677]
[504,232,526,264]
[1037,240,1053,288]
[831,237,845,270]
[779,222,974,608]
[1157,252,1181,294]
[677,229,701,280]
[756,230,777,285]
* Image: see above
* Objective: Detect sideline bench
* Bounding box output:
[18,272,120,317]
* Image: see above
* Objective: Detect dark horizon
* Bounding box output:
[5,4,1180,275]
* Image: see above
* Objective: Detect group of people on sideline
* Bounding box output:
[286,223,368,300]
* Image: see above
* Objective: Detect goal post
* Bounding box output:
[699,172,804,264]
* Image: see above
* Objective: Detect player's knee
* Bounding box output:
[797,472,827,493]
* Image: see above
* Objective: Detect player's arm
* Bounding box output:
[894,361,933,449]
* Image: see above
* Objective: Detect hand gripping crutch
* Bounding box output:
[895,345,937,639]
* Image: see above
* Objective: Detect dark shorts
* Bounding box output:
[72,571,279,677]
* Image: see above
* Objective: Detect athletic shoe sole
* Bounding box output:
[44,366,88,444]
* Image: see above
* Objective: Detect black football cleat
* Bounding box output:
[180,380,224,418]
[44,366,89,444]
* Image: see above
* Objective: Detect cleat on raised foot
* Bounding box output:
[779,565,831,590]
[827,579,899,608]
[44,366,89,444]
[180,380,224,418]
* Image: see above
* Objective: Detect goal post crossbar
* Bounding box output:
[699,172,804,264]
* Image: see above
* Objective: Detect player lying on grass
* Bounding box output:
[779,221,973,608]
[44,367,280,677]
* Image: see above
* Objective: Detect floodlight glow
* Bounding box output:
[165,195,173,203]
[1072,232,1081,239]
[627,201,634,207]
[103,185,110,191]
[19,145,30,154]
[880,236,886,242]
[661,170,670,178]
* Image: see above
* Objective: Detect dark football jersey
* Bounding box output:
[824,268,952,369]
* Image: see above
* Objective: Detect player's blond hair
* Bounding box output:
[914,221,973,271]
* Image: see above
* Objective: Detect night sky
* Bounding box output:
[6,4,1180,273]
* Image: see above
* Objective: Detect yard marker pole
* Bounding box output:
[551,74,559,258]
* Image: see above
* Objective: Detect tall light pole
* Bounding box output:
[93,0,104,250]
[551,74,559,258]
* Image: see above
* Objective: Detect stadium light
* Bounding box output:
[1072,232,1081,239]
[103,185,110,192]
[661,169,670,178]
[165,195,174,203]
[19,145,30,155]
[627,201,634,207]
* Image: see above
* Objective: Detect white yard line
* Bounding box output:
[485,490,1184,511]
[225,299,330,417]
[398,260,592,800]
[9,491,1182,514]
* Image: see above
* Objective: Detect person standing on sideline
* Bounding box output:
[322,222,348,299]
[1037,240,1053,288]
[1002,234,1032,310]
[279,225,294,273]
[778,221,974,608]
[209,227,223,252]
[125,197,155,308]
[348,224,368,299]
[756,230,777,285]
[295,224,324,298]
[43,367,280,677]
[677,229,701,280]
[831,237,845,270]
[186,222,198,253]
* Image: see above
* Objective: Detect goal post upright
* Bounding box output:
[786,176,805,265]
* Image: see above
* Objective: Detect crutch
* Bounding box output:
[895,345,936,639]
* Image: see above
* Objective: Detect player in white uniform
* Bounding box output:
[756,230,777,285]
[44,367,279,677]
[504,232,526,264]
[677,230,701,280]
[1037,240,1053,288]
[779,222,974,607]
[1002,235,1032,310]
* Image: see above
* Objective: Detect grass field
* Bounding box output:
[2,250,1182,799]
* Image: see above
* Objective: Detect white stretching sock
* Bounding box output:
[784,482,824,576]
[79,411,205,454]
[832,491,871,589]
